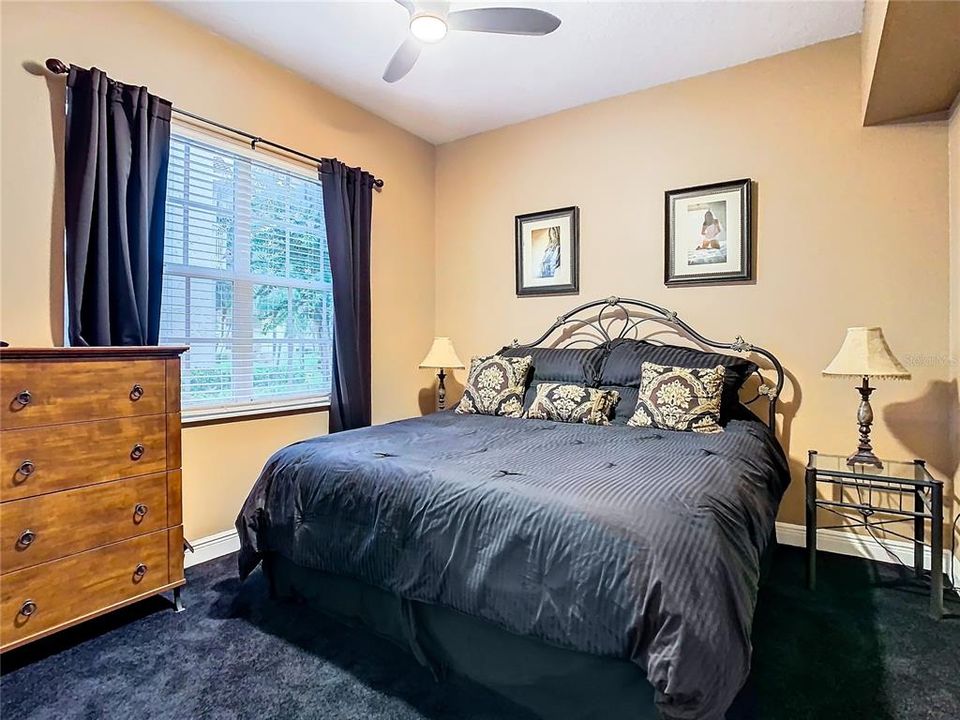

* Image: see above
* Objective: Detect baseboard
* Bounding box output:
[184,529,240,569]
[183,523,959,587]
[776,521,959,587]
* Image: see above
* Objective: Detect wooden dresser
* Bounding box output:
[0,346,188,653]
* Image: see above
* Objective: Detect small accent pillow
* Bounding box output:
[627,362,725,434]
[456,354,533,418]
[526,383,620,426]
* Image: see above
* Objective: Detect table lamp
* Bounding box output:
[419,337,464,411]
[822,326,910,468]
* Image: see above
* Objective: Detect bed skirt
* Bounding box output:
[263,552,660,720]
[260,542,773,720]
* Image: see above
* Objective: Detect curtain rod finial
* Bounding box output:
[45,58,68,74]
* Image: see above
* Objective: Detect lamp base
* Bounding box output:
[845,377,883,469]
[436,368,446,412]
[846,449,883,469]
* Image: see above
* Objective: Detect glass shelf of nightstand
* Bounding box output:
[808,452,936,486]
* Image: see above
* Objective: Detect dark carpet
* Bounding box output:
[1,546,957,720]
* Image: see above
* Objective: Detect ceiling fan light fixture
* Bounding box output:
[410,14,448,43]
[384,1,561,83]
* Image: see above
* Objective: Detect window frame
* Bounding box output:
[162,122,332,424]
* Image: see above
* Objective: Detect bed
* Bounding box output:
[236,297,790,720]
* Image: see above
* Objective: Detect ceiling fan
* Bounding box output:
[384,1,561,83]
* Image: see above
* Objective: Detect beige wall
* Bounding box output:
[866,0,959,568]
[435,36,953,528]
[949,99,960,552]
[0,1,436,539]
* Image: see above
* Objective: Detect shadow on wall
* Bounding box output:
[884,380,959,554]
[883,379,958,481]
[22,60,67,346]
[769,365,807,527]
[775,365,802,462]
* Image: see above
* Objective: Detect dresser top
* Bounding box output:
[0,346,189,361]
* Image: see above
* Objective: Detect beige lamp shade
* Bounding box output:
[822,327,911,379]
[419,336,465,369]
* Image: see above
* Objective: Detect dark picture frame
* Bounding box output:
[664,179,752,287]
[515,206,580,297]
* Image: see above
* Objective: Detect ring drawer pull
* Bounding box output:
[129,384,144,401]
[15,390,32,407]
[17,529,36,548]
[17,460,35,478]
[134,563,149,579]
[134,503,149,518]
[130,443,145,461]
[19,600,37,618]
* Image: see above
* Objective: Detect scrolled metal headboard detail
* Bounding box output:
[510,296,785,431]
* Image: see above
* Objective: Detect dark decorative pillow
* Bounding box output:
[525,383,620,426]
[627,362,725,434]
[499,346,606,385]
[456,354,533,418]
[601,339,757,422]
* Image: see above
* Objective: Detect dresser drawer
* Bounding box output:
[1,472,169,573]
[0,530,171,650]
[0,415,168,501]
[0,359,166,429]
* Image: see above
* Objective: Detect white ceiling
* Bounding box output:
[163,1,864,144]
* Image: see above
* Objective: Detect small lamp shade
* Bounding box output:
[822,327,910,380]
[419,337,464,370]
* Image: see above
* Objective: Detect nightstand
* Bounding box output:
[805,450,945,620]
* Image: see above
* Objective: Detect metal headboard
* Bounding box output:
[510,296,784,431]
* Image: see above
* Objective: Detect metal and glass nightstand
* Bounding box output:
[805,450,945,619]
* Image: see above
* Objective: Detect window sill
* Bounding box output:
[182,399,330,427]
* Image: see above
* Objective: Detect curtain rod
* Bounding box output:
[44,58,384,190]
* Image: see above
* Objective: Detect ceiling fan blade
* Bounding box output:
[393,0,416,15]
[447,7,561,36]
[383,37,422,83]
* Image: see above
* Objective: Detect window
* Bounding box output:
[160,128,332,419]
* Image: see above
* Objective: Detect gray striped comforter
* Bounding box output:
[237,411,789,719]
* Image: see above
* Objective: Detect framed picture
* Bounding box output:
[664,178,752,286]
[515,206,579,296]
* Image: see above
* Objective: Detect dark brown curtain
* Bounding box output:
[320,158,374,432]
[64,66,172,346]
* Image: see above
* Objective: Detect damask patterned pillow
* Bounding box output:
[525,383,620,426]
[456,354,533,418]
[600,339,757,423]
[627,362,725,434]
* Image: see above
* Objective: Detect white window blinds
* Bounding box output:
[160,130,332,416]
